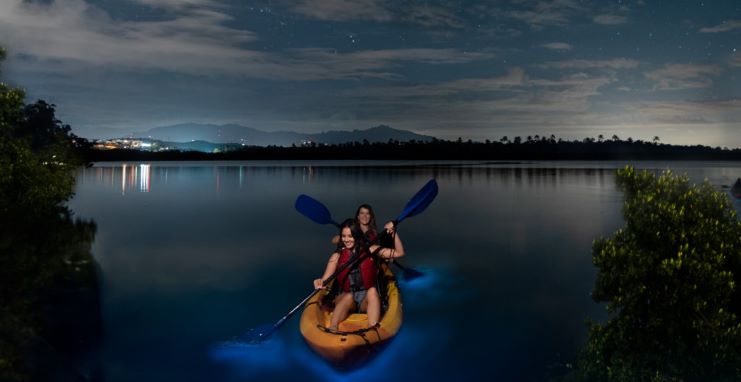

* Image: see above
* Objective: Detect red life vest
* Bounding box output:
[365,229,378,245]
[337,247,378,292]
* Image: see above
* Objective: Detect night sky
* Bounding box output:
[1,0,740,147]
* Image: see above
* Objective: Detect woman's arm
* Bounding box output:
[370,232,405,259]
[313,252,339,289]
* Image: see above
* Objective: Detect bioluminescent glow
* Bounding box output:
[209,337,293,379]
[208,265,461,381]
[210,327,439,382]
[395,264,476,312]
[397,265,465,296]
[397,265,439,291]
[293,325,445,382]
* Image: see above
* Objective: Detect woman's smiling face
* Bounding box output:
[357,207,371,226]
[341,227,355,249]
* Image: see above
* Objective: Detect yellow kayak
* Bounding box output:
[299,264,402,369]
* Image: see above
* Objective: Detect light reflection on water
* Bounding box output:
[68,160,741,382]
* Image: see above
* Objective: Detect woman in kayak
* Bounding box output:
[333,204,405,253]
[313,218,404,330]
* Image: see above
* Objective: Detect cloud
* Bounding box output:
[505,0,589,29]
[286,0,392,22]
[286,0,465,29]
[538,59,640,70]
[540,42,573,51]
[526,76,613,110]
[439,67,528,91]
[0,0,489,81]
[131,0,221,10]
[344,48,489,65]
[0,0,261,73]
[644,64,722,90]
[342,70,613,130]
[402,4,465,29]
[272,48,493,80]
[346,67,526,97]
[630,99,741,132]
[593,14,627,25]
[506,9,569,29]
[699,19,741,33]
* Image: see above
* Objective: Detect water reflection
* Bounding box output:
[80,161,740,198]
[0,207,102,381]
[139,164,150,192]
[68,160,741,382]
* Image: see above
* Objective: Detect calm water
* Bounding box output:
[67,160,741,382]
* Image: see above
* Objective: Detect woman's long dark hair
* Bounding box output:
[337,218,365,252]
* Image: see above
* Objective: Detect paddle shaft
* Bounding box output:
[258,246,380,341]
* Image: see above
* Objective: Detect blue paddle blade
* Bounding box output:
[396,179,438,223]
[295,194,338,226]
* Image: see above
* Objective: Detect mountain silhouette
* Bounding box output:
[139,123,433,146]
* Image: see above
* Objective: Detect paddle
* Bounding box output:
[296,193,422,280]
[295,179,438,280]
[242,246,377,344]
[243,179,438,344]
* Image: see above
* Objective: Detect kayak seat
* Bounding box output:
[337,313,369,332]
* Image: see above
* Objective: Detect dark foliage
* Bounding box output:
[569,167,741,382]
[1,47,102,381]
[0,208,102,382]
[0,52,87,213]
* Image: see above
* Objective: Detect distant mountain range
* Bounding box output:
[96,123,434,146]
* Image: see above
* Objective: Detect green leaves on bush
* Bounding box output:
[572,166,741,381]
[0,49,82,214]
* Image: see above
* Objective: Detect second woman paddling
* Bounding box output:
[335,204,406,253]
[313,218,404,330]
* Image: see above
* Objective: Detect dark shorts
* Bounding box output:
[352,289,367,308]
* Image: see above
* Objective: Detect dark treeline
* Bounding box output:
[86,137,741,161]
[1,48,102,381]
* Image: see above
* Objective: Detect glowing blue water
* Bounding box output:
[68,160,741,381]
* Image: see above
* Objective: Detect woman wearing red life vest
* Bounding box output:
[331,204,405,254]
[313,218,405,330]
[355,204,404,250]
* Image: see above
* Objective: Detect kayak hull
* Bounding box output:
[299,264,402,370]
